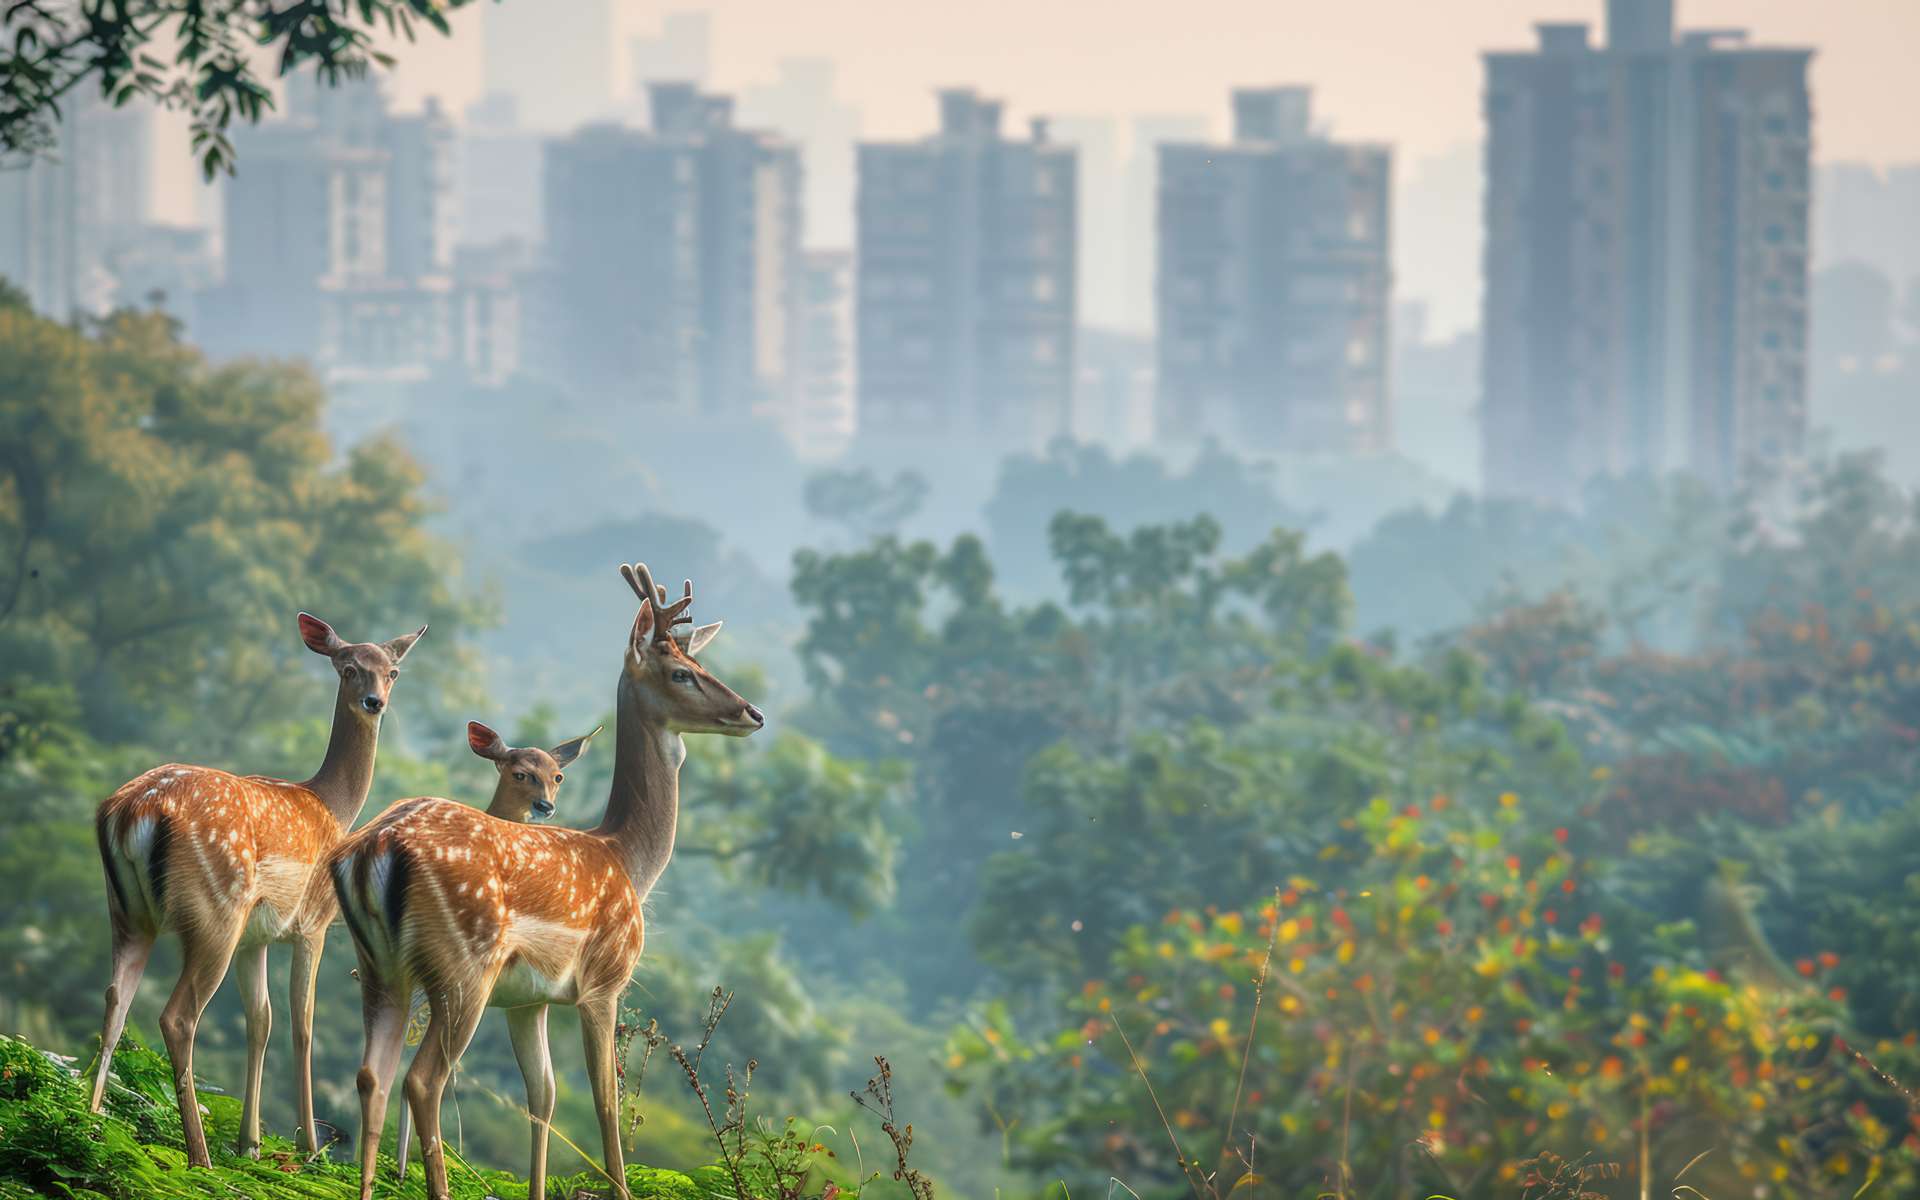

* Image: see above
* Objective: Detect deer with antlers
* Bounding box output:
[89,613,426,1166]
[332,563,761,1200]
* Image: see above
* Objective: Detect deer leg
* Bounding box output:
[159,920,245,1168]
[354,971,410,1200]
[88,917,154,1112]
[235,941,272,1157]
[580,996,630,1200]
[508,1005,556,1200]
[289,931,323,1153]
[404,988,492,1200]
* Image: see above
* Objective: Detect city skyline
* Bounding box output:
[142,0,1918,229]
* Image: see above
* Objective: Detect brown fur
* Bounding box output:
[334,564,759,1200]
[88,614,425,1167]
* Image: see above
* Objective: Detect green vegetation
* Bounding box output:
[8,285,1920,1198]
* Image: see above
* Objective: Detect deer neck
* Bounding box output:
[301,689,383,827]
[596,680,683,899]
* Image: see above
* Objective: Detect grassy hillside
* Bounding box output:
[0,1034,843,1200]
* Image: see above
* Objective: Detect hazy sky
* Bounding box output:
[367,0,1917,159]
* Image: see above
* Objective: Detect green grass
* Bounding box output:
[0,1033,724,1199]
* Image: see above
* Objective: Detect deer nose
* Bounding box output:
[361,695,385,714]
[744,704,764,727]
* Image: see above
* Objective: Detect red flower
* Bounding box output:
[1480,892,1500,910]
[1543,909,1559,925]
[1560,878,1576,894]
[1505,855,1522,873]
[1796,958,1816,977]
[1819,951,1841,970]
[1331,908,1353,932]
[1553,827,1569,844]
[1436,919,1453,936]
[1608,961,1625,980]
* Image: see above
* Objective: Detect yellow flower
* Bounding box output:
[1279,919,1300,944]
[1427,1110,1446,1129]
[1670,1056,1690,1076]
[1097,997,1111,1013]
[1499,792,1519,808]
[1157,941,1175,958]
[1289,956,1306,974]
[1336,940,1355,964]
[1209,1018,1232,1043]
[1279,995,1301,1014]
[1546,1102,1568,1121]
[1217,912,1244,935]
[1423,1028,1442,1046]
[1826,1154,1850,1176]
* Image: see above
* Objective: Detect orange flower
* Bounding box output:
[1819,951,1841,970]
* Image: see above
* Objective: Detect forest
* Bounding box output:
[5,293,1920,1199]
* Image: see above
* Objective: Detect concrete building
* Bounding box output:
[482,0,614,132]
[200,74,494,385]
[1123,114,1209,335]
[785,249,858,457]
[855,89,1077,444]
[1481,0,1813,501]
[740,58,863,249]
[457,93,543,245]
[1050,115,1125,331]
[538,83,802,419]
[0,93,152,317]
[1156,87,1393,454]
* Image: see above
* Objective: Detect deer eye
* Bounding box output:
[512,771,527,782]
[341,664,357,678]
[553,772,564,783]
[388,669,399,681]
[671,668,694,685]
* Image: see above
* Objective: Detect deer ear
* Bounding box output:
[384,625,428,662]
[631,602,656,650]
[685,621,723,655]
[467,721,511,761]
[298,613,344,656]
[548,724,603,769]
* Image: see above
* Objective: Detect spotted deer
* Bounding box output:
[467,720,603,822]
[383,718,602,1175]
[332,563,761,1200]
[89,613,426,1166]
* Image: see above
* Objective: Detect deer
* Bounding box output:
[331,562,761,1200]
[382,718,602,1177]
[468,720,603,823]
[89,612,426,1167]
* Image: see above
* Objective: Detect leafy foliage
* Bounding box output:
[0,0,481,175]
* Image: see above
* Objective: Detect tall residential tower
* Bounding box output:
[855,89,1077,444]
[1156,88,1392,454]
[1481,0,1812,500]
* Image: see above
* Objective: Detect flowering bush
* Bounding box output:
[950,786,1920,1198]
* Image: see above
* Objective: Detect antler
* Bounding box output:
[620,562,694,643]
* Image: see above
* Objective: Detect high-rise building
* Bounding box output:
[786,249,858,457]
[538,83,802,419]
[0,92,152,317]
[1049,115,1125,331]
[200,74,484,384]
[1123,114,1208,335]
[482,0,614,132]
[1156,87,1393,454]
[1481,0,1813,500]
[739,58,863,249]
[855,89,1077,444]
[457,93,543,245]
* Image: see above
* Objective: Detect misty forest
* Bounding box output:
[5,2,1920,1199]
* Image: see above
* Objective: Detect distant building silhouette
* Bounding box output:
[789,250,858,457]
[199,74,499,384]
[1156,87,1392,454]
[483,0,614,132]
[1049,115,1125,331]
[458,93,543,245]
[739,59,863,250]
[1124,114,1208,336]
[537,83,802,420]
[0,93,153,317]
[1481,0,1813,500]
[856,89,1077,444]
